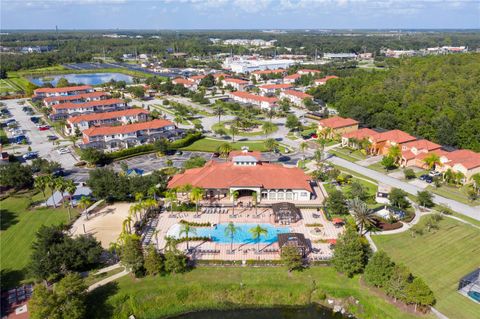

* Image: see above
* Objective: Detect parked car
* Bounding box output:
[212,152,220,158]
[57,148,70,155]
[424,176,433,183]
[47,135,58,141]
[22,152,38,160]
[38,125,50,131]
[30,116,40,123]
[15,135,27,144]
[4,118,16,125]
[419,174,428,181]
[429,170,442,177]
[52,169,65,177]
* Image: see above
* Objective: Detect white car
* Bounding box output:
[57,148,70,155]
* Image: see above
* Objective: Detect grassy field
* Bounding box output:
[86,267,430,319]
[211,120,278,137]
[372,217,480,319]
[329,148,366,162]
[427,184,480,206]
[180,137,286,153]
[0,190,79,289]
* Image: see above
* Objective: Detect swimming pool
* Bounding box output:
[167,223,291,244]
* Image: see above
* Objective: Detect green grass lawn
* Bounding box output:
[330,164,378,183]
[372,217,480,319]
[211,120,278,137]
[0,126,9,145]
[86,267,428,319]
[367,162,400,174]
[427,184,480,206]
[180,138,285,153]
[84,267,125,287]
[329,149,363,163]
[0,190,79,289]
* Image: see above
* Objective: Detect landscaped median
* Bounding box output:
[180,137,288,153]
[85,267,425,319]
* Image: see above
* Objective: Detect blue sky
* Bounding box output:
[1,0,479,30]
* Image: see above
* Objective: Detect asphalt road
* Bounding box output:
[327,155,480,221]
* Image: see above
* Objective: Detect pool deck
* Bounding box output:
[155,207,343,261]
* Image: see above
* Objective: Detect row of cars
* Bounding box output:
[419,170,442,183]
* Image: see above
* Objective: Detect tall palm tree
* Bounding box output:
[135,192,144,203]
[262,121,276,139]
[78,196,92,217]
[152,229,160,249]
[68,135,79,148]
[190,187,204,215]
[54,177,67,209]
[165,189,177,213]
[264,138,277,152]
[266,109,276,122]
[252,191,258,216]
[224,222,240,252]
[125,215,133,234]
[249,224,268,252]
[142,199,157,220]
[230,124,239,142]
[423,153,441,171]
[147,186,159,200]
[217,143,233,159]
[46,175,57,208]
[34,175,48,204]
[299,141,308,156]
[164,235,177,252]
[213,104,225,124]
[230,190,239,215]
[65,179,77,221]
[388,145,402,164]
[179,223,197,250]
[347,198,376,235]
[129,203,142,222]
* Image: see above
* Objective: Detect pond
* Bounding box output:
[28,73,133,86]
[169,305,350,319]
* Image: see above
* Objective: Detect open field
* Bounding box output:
[86,267,430,319]
[372,217,480,319]
[0,190,79,289]
[180,137,286,153]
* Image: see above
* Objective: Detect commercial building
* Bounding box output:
[50,98,128,120]
[81,119,178,150]
[223,57,296,73]
[65,108,149,136]
[229,91,278,110]
[279,90,313,107]
[34,85,94,98]
[251,69,286,81]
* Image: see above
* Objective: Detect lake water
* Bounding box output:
[169,306,350,319]
[28,73,133,86]
[167,223,291,244]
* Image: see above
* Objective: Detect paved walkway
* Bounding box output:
[87,268,129,292]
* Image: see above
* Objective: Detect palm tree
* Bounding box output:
[265,109,276,122]
[129,203,142,222]
[262,121,276,139]
[164,236,177,252]
[230,190,239,215]
[264,138,278,152]
[174,115,184,126]
[213,104,225,124]
[142,198,157,220]
[46,175,57,208]
[165,189,177,213]
[360,138,372,155]
[230,124,239,142]
[423,153,441,171]
[387,145,402,164]
[135,192,144,203]
[347,198,376,235]
[224,222,240,252]
[78,196,92,219]
[179,223,197,250]
[300,141,308,156]
[217,143,233,159]
[125,215,133,234]
[152,229,160,249]
[34,175,48,204]
[147,186,159,200]
[190,187,204,215]
[252,191,258,216]
[65,179,77,221]
[319,127,332,140]
[249,224,268,252]
[54,177,67,209]
[68,135,79,148]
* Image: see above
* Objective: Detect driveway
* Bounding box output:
[327,155,480,221]
[356,155,382,167]
[4,98,77,169]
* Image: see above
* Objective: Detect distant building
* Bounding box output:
[223,57,296,73]
[323,53,357,60]
[43,92,108,107]
[279,90,313,107]
[297,69,321,76]
[50,99,128,120]
[229,91,278,110]
[318,116,359,139]
[251,69,286,81]
[283,73,301,84]
[315,75,339,85]
[172,78,197,91]
[259,83,293,95]
[34,85,94,98]
[222,78,249,91]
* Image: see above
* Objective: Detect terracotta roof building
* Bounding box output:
[43,91,108,107]
[50,98,128,120]
[222,77,249,91]
[279,89,313,107]
[66,108,149,136]
[34,85,94,97]
[318,116,359,139]
[315,75,339,85]
[172,78,197,90]
[81,119,179,150]
[283,73,301,84]
[297,69,321,75]
[229,91,278,110]
[341,128,378,148]
[369,129,417,155]
[259,83,293,94]
[168,160,314,203]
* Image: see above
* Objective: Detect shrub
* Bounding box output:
[404,168,416,180]
[179,220,211,227]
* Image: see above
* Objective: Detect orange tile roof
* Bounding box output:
[43,91,107,103]
[259,83,292,90]
[252,69,285,75]
[34,85,93,94]
[230,91,278,103]
[371,129,416,144]
[342,128,377,139]
[415,149,450,161]
[402,139,441,152]
[227,150,263,161]
[282,89,312,99]
[83,119,174,137]
[168,161,312,191]
[172,78,195,85]
[318,116,358,129]
[315,75,339,84]
[284,74,301,80]
[298,69,321,73]
[52,98,125,110]
[402,150,416,160]
[68,109,149,124]
[444,150,480,170]
[212,73,229,78]
[189,75,205,80]
[224,77,249,84]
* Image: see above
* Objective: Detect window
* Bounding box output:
[269,192,276,200]
[277,192,284,200]
[286,192,293,200]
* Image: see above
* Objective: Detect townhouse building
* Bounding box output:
[259,83,293,95]
[283,73,301,84]
[43,92,108,107]
[34,85,94,98]
[172,78,197,91]
[222,78,249,91]
[65,108,150,135]
[50,98,128,120]
[318,116,359,139]
[279,90,313,107]
[315,76,339,85]
[229,91,278,110]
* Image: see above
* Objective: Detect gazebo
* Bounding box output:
[277,233,310,257]
[272,202,302,225]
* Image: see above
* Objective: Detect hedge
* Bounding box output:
[168,132,202,150]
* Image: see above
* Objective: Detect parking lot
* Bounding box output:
[2,98,78,169]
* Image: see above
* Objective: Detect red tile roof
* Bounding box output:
[230,91,278,103]
[227,150,263,161]
[213,73,229,78]
[284,74,301,80]
[189,75,205,81]
[342,128,377,140]
[415,149,450,161]
[34,85,93,94]
[52,98,125,110]
[402,150,416,160]
[224,78,249,84]
[252,69,285,75]
[402,139,441,152]
[444,150,480,170]
[172,78,195,86]
[83,119,174,137]
[43,91,107,103]
[315,75,339,84]
[318,116,358,129]
[298,69,321,73]
[282,89,312,99]
[168,161,312,191]
[371,129,416,144]
[259,83,292,90]
[68,108,149,124]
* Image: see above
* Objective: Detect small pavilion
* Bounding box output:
[277,233,310,257]
[272,202,302,225]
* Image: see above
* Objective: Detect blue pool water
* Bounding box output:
[168,223,291,244]
[28,73,133,86]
